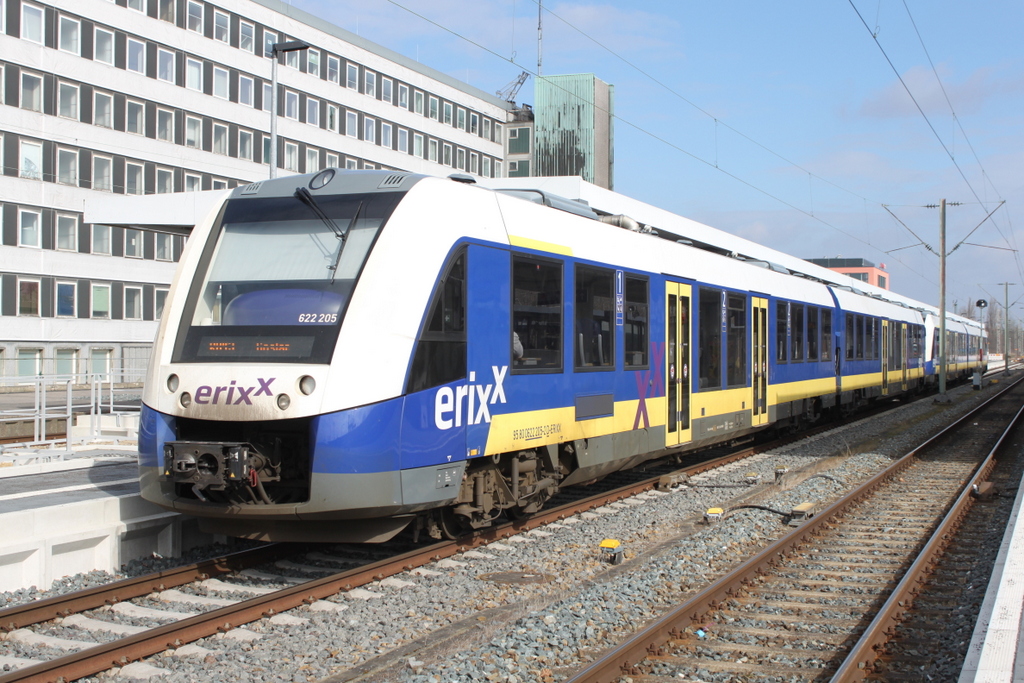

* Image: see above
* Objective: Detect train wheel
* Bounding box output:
[438,508,470,540]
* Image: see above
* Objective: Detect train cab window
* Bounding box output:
[726,294,746,388]
[407,250,466,394]
[624,276,649,368]
[821,309,832,362]
[574,265,615,370]
[776,302,788,363]
[512,256,562,372]
[790,304,804,362]
[699,288,723,390]
[807,307,819,361]
[855,316,865,360]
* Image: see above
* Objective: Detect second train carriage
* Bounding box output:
[138,170,986,542]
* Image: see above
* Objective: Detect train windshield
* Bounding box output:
[172,191,403,363]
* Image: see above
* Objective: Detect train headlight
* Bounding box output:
[180,392,192,408]
[276,393,291,410]
[167,374,179,393]
[299,375,316,395]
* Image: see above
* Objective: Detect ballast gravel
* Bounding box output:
[0,380,1002,683]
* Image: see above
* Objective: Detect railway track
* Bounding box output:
[0,383,986,682]
[564,374,1024,683]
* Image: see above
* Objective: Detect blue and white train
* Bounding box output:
[138,169,987,542]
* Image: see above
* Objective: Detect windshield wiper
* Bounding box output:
[294,187,361,283]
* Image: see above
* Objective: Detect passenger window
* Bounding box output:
[624,275,648,367]
[776,302,788,363]
[574,265,615,370]
[406,250,466,393]
[807,307,819,361]
[855,315,865,360]
[512,255,562,372]
[726,293,746,388]
[820,309,832,361]
[699,288,722,390]
[846,313,855,360]
[790,303,804,362]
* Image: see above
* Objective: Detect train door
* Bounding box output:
[881,319,890,395]
[899,323,908,391]
[665,282,692,447]
[752,297,768,426]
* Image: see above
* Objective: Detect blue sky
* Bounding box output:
[291,0,1023,316]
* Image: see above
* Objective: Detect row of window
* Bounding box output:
[6,64,503,178]
[4,275,168,320]
[0,347,118,377]
[13,0,504,144]
[776,302,834,364]
[4,210,181,260]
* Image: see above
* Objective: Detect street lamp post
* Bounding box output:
[269,40,310,179]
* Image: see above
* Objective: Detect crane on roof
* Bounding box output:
[496,71,530,104]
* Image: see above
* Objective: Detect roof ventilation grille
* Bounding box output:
[378,174,407,188]
[240,182,262,195]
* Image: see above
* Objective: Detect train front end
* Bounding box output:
[139,170,423,542]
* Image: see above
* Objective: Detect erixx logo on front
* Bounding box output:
[434,366,508,430]
[194,378,276,405]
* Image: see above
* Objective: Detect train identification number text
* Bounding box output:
[297,313,338,323]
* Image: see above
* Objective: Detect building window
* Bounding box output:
[59,16,80,55]
[212,124,228,154]
[185,116,202,148]
[457,108,466,130]
[17,348,42,377]
[512,256,562,372]
[508,127,530,154]
[128,39,146,74]
[58,82,79,119]
[157,109,174,141]
[363,117,375,143]
[92,284,110,318]
[240,21,254,52]
[156,233,172,260]
[20,141,42,179]
[307,48,319,75]
[428,139,438,162]
[93,155,112,191]
[470,152,478,174]
[381,122,392,148]
[283,142,298,172]
[442,143,452,166]
[284,90,298,119]
[212,179,227,190]
[494,124,503,143]
[326,152,339,168]
[21,72,42,111]
[429,96,439,120]
[482,156,491,177]
[158,0,174,22]
[185,174,201,191]
[414,91,424,115]
[484,118,491,140]
[263,30,277,58]
[262,82,272,112]
[187,0,203,32]
[239,75,254,106]
[306,97,319,126]
[92,225,111,254]
[124,228,142,257]
[238,130,253,160]
[456,148,466,171]
[398,128,408,153]
[346,63,358,89]
[157,49,174,82]
[262,136,271,164]
[470,113,479,135]
[443,102,453,125]
[382,78,392,103]
[214,10,229,42]
[398,84,409,109]
[156,168,173,193]
[90,348,111,374]
[285,49,299,69]
[125,163,143,195]
[413,133,423,158]
[56,284,76,318]
[327,55,340,83]
[346,111,358,137]
[345,158,357,170]
[127,0,144,12]
[57,215,77,251]
[125,287,143,320]
[213,67,229,99]
[155,289,169,318]
[186,58,203,91]
[94,91,113,127]
[127,100,145,134]
[95,28,114,65]
[364,71,376,97]
[57,148,78,185]
[326,104,339,132]
[18,280,40,316]
[22,4,43,44]
[55,348,77,374]
[306,147,318,173]
[19,209,41,247]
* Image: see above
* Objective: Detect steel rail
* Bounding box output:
[563,374,1024,683]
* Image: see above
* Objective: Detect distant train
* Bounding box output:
[138,169,987,542]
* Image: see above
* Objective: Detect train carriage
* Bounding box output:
[139,170,986,543]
